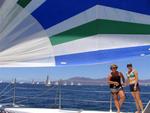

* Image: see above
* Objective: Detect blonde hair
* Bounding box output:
[110,64,118,70]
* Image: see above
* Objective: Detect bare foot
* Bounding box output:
[135,111,140,113]
[117,110,120,113]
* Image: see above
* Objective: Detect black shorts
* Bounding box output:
[110,86,123,95]
[129,83,140,92]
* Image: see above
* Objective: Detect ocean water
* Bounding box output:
[0,83,150,112]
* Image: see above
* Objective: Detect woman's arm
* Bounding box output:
[134,70,138,87]
[120,72,126,86]
[120,72,125,83]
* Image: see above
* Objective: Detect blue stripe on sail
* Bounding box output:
[98,0,150,16]
[32,0,97,29]
[55,45,150,66]
[32,0,150,29]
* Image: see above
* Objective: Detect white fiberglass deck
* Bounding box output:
[4,108,130,113]
[4,100,150,113]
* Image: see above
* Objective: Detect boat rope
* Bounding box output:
[13,85,57,104]
[0,96,13,102]
[60,88,150,95]
[0,83,12,95]
[16,87,56,91]
[0,88,13,98]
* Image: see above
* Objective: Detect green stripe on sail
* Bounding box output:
[51,20,98,46]
[50,19,150,45]
[17,0,32,8]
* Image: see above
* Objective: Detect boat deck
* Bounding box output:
[4,108,131,113]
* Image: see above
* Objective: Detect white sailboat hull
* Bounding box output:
[4,108,131,113]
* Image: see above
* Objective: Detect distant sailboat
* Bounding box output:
[63,82,67,86]
[11,78,16,84]
[32,80,35,85]
[45,75,51,86]
[0,80,3,84]
[36,82,40,85]
[19,81,24,84]
[55,81,59,86]
[71,82,74,86]
[77,83,81,86]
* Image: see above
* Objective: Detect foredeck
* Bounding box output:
[4,108,131,113]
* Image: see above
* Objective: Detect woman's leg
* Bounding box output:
[118,90,125,107]
[113,93,120,113]
[135,91,144,111]
[131,92,140,113]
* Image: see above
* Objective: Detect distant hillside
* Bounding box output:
[139,79,150,85]
[139,79,150,83]
[62,77,107,85]
[60,77,150,86]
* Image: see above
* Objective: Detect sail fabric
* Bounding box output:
[0,0,150,67]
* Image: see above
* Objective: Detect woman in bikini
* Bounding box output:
[107,64,126,113]
[126,64,143,113]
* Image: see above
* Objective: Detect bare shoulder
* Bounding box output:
[107,73,112,78]
[108,73,112,77]
[133,69,138,74]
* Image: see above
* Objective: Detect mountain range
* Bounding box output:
[61,77,150,86]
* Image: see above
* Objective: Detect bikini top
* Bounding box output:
[126,70,136,84]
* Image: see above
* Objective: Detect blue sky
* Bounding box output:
[0,56,150,82]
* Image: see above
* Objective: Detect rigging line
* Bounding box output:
[0,83,12,95]
[0,103,13,106]
[15,97,57,104]
[15,99,28,104]
[61,89,150,95]
[61,89,110,93]
[15,85,57,104]
[0,88,13,97]
[9,95,150,104]
[135,92,150,95]
[16,87,56,91]
[33,85,57,97]
[124,91,150,95]
[15,96,149,106]
[15,96,57,100]
[61,98,110,103]
[0,96,13,102]
[16,87,44,90]
[61,98,148,105]
[17,85,56,97]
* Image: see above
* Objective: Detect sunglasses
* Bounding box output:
[111,67,117,70]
